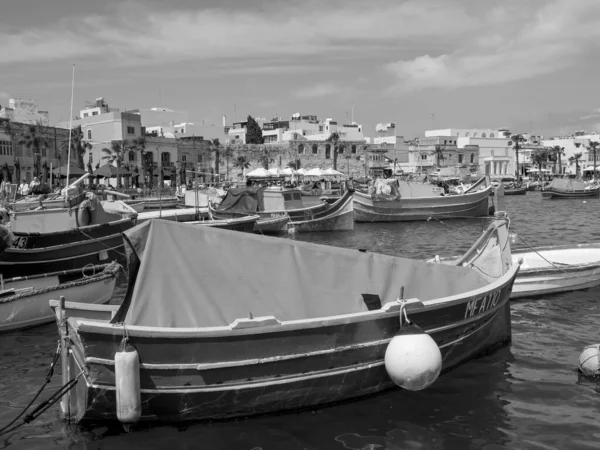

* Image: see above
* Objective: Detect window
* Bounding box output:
[444,140,447,144]
[351,145,357,154]
[87,130,92,139]
[470,153,475,164]
[465,132,470,137]
[129,152,135,162]
[83,113,88,118]
[325,144,331,159]
[421,154,427,160]
[92,111,98,116]
[146,152,154,163]
[127,126,135,135]
[482,133,487,138]
[182,154,187,162]
[293,193,301,201]
[283,193,292,201]
[473,132,478,137]
[298,144,305,155]
[458,154,463,164]
[161,152,170,163]
[198,154,203,163]
[41,147,46,157]
[312,144,318,155]
[338,146,344,154]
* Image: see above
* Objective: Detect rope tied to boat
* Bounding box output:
[398,301,411,330]
[0,340,82,437]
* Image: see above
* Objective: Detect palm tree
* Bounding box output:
[101,141,129,188]
[18,124,49,177]
[531,149,548,177]
[258,147,274,169]
[223,145,234,182]
[569,152,583,177]
[129,137,148,186]
[210,138,221,183]
[67,125,93,169]
[587,141,600,179]
[510,134,525,179]
[233,155,251,178]
[551,145,565,175]
[326,131,342,170]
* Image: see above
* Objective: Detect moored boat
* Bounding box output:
[511,244,600,299]
[503,185,527,196]
[52,212,517,424]
[0,194,135,279]
[541,178,600,199]
[186,215,260,233]
[209,186,353,232]
[141,197,179,209]
[0,262,119,332]
[354,177,492,222]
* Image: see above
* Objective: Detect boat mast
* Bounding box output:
[66,64,75,184]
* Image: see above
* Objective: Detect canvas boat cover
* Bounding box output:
[215,187,264,213]
[547,178,589,191]
[111,220,491,328]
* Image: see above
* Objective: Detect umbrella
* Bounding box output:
[305,168,323,177]
[267,168,281,176]
[246,167,271,177]
[93,164,131,178]
[280,167,297,176]
[296,168,307,175]
[53,163,86,178]
[322,168,344,177]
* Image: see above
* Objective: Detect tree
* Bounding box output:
[551,145,565,175]
[326,131,342,170]
[210,138,221,183]
[101,140,129,188]
[531,149,549,177]
[510,134,526,179]
[287,159,301,170]
[233,155,251,178]
[433,144,445,167]
[18,123,50,177]
[245,116,263,144]
[587,141,600,179]
[258,147,274,169]
[129,137,148,187]
[569,152,583,177]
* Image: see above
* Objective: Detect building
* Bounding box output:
[400,134,479,174]
[372,123,410,167]
[543,131,600,174]
[0,98,50,126]
[132,107,227,141]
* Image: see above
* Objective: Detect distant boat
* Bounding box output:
[541,178,600,199]
[0,262,119,332]
[209,186,354,232]
[187,215,260,233]
[354,177,492,222]
[51,213,517,424]
[1,193,135,278]
[141,197,179,209]
[503,186,527,196]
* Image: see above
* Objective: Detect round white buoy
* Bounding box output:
[583,201,588,204]
[579,344,600,377]
[509,232,519,245]
[384,324,442,391]
[115,342,142,425]
[288,227,297,236]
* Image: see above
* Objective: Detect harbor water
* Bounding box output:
[1,192,600,449]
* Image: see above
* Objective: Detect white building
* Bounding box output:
[543,131,600,174]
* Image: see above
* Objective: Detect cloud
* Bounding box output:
[0,0,479,68]
[293,83,341,99]
[385,0,600,90]
[580,108,600,120]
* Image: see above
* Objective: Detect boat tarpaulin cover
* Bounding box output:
[112,220,490,328]
[547,178,589,191]
[216,187,264,213]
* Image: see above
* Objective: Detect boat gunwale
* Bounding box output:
[9,216,134,238]
[353,184,492,205]
[513,243,600,274]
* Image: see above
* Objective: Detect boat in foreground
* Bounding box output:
[209,186,353,232]
[353,177,492,222]
[511,244,600,299]
[0,262,119,332]
[541,178,600,199]
[52,212,517,424]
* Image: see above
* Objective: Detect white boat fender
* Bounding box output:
[115,337,142,426]
[578,344,600,377]
[384,302,442,391]
[509,231,519,245]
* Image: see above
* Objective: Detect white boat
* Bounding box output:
[0,262,120,332]
[511,244,600,299]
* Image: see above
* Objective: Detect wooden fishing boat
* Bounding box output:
[141,197,179,210]
[0,262,119,332]
[186,215,260,233]
[510,244,600,299]
[0,194,135,279]
[503,186,527,196]
[209,186,354,232]
[353,177,492,222]
[541,179,600,199]
[52,213,518,424]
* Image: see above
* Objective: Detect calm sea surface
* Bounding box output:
[2,192,600,449]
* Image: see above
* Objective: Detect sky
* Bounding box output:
[1,0,600,139]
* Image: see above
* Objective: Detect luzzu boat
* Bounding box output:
[209,186,354,232]
[541,178,600,199]
[353,176,492,222]
[51,211,518,424]
[0,192,136,278]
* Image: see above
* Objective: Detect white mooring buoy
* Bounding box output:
[579,344,600,377]
[115,340,142,426]
[384,312,442,391]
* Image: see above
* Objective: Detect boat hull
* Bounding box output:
[254,215,290,234]
[0,218,135,278]
[187,216,259,233]
[62,270,515,423]
[511,244,600,298]
[142,198,179,209]
[353,186,491,222]
[541,188,600,199]
[504,187,527,196]
[0,267,117,332]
